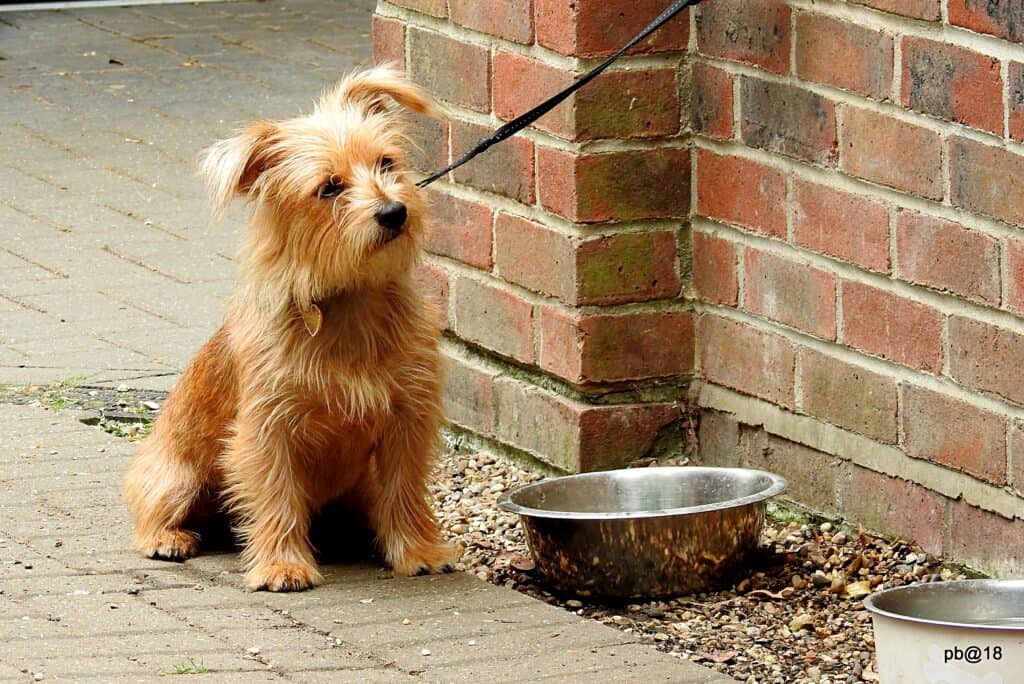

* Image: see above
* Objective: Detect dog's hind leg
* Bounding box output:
[123,433,204,561]
[123,327,236,562]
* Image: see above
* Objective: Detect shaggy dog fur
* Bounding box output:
[123,67,455,591]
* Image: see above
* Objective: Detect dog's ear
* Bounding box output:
[320,65,437,117]
[200,120,278,220]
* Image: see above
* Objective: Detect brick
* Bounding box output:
[492,52,574,139]
[743,248,837,340]
[494,217,679,305]
[537,306,584,382]
[901,37,1002,134]
[538,308,694,384]
[573,69,682,140]
[695,0,791,74]
[792,180,890,273]
[849,0,940,20]
[493,377,680,471]
[535,0,689,58]
[698,315,796,408]
[577,403,683,471]
[949,501,1024,575]
[950,137,1024,228]
[1007,238,1024,315]
[575,231,680,305]
[408,28,489,112]
[536,146,689,223]
[800,348,897,442]
[386,0,447,17]
[411,262,449,329]
[840,106,943,199]
[371,15,405,68]
[949,0,1024,44]
[1010,421,1024,496]
[422,188,493,270]
[740,78,837,166]
[693,231,738,306]
[752,435,849,515]
[696,149,786,238]
[691,62,733,140]
[1008,62,1024,141]
[841,281,942,373]
[895,211,999,305]
[406,114,447,174]
[451,120,534,204]
[494,214,574,300]
[493,53,681,140]
[841,466,944,556]
[948,316,1024,407]
[442,352,498,435]
[450,0,533,44]
[697,409,741,467]
[453,277,534,364]
[901,384,1006,484]
[795,13,893,101]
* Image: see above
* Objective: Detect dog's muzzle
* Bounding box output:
[375,201,407,243]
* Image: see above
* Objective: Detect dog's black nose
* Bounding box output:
[375,201,407,230]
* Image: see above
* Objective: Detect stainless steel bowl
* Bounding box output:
[497,467,788,598]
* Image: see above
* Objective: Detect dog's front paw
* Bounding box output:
[391,542,459,577]
[140,529,200,562]
[245,562,323,592]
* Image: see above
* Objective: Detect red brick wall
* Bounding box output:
[373,0,693,473]
[692,0,1024,574]
[377,0,1024,574]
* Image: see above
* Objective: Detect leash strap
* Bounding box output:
[416,0,701,188]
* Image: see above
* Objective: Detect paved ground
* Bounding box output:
[0,0,376,391]
[0,1,730,682]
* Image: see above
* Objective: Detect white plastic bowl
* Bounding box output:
[864,579,1024,683]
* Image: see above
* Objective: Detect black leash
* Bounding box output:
[416,0,701,188]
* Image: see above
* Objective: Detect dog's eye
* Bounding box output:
[318,179,344,199]
[379,157,395,172]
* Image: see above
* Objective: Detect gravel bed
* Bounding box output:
[432,446,973,684]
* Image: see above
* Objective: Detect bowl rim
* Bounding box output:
[496,466,789,520]
[863,579,1024,631]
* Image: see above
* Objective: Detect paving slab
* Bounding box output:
[0,403,731,682]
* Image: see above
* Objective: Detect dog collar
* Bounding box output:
[300,303,323,337]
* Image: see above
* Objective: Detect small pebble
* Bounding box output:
[246,647,260,656]
[420,648,431,657]
[565,599,582,609]
[402,618,411,625]
[811,571,831,588]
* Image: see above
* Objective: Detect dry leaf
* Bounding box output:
[844,580,872,599]
[747,588,792,600]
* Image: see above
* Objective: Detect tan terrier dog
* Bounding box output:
[123,67,456,591]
